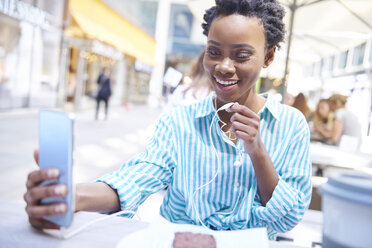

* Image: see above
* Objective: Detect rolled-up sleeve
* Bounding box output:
[97,113,176,212]
[252,116,312,233]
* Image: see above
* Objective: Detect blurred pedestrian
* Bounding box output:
[292,93,313,121]
[24,0,311,240]
[168,51,212,108]
[317,94,361,146]
[66,65,77,103]
[311,99,333,142]
[95,67,112,121]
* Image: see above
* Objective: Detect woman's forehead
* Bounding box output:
[207,14,266,46]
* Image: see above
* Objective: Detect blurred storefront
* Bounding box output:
[0,0,66,110]
[164,2,205,78]
[0,0,156,111]
[60,38,126,110]
[62,0,156,110]
[155,1,206,103]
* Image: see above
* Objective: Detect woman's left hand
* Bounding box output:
[227,103,262,155]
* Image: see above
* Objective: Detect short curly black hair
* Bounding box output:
[202,0,286,49]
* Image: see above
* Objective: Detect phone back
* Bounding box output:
[39,110,74,227]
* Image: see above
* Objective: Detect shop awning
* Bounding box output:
[65,0,156,66]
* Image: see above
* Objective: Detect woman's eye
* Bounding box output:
[207,48,220,56]
[236,52,251,59]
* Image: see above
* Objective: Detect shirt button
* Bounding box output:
[234,182,240,188]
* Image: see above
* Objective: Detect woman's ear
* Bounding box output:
[263,47,276,68]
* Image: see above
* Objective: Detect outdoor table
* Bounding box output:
[0,201,321,248]
[310,142,372,176]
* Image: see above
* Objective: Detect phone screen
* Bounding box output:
[38,110,75,227]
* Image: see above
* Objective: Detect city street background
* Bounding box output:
[0,105,166,222]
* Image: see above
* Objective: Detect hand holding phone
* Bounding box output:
[38,110,75,227]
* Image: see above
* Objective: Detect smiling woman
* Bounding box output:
[24,0,312,242]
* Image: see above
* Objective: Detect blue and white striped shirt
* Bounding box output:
[98,93,312,239]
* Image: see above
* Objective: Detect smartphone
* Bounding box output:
[38,110,75,227]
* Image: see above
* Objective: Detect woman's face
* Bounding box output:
[328,100,339,111]
[203,14,274,104]
[317,101,330,119]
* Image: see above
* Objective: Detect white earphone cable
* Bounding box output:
[192,108,222,229]
[192,101,244,230]
[59,209,139,239]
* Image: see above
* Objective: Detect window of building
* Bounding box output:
[171,4,193,39]
[314,60,323,77]
[352,42,366,66]
[328,56,335,72]
[338,50,349,69]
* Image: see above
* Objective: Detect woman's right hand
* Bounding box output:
[23,150,68,229]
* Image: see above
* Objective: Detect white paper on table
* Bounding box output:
[116,216,269,248]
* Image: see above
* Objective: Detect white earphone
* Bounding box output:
[234,158,242,167]
[234,148,244,167]
[221,102,243,167]
[192,101,243,229]
[219,102,235,110]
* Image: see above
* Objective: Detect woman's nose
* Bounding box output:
[216,57,235,74]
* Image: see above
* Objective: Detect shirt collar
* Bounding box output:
[195,92,281,121]
[195,92,216,118]
[259,93,281,121]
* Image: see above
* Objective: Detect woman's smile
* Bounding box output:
[214,76,240,92]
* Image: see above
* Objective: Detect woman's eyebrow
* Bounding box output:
[207,40,221,46]
[207,40,254,50]
[232,44,254,49]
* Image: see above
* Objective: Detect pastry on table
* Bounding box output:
[172,232,217,248]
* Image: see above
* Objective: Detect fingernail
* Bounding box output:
[55,204,66,213]
[47,169,59,178]
[54,185,66,195]
[25,194,31,203]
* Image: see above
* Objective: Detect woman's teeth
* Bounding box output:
[215,77,238,86]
